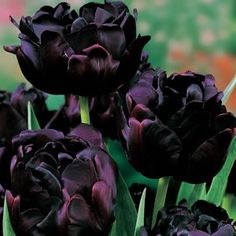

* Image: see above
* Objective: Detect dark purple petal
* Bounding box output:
[92,181,114,227]
[12,129,64,150]
[62,153,97,196]
[181,128,233,183]
[97,24,126,59]
[104,1,129,17]
[79,2,104,23]
[19,16,39,42]
[70,124,104,148]
[126,80,158,112]
[186,84,203,102]
[30,165,61,196]
[53,2,71,19]
[68,44,119,96]
[93,148,117,196]
[71,17,88,33]
[213,112,236,133]
[120,13,136,46]
[6,190,20,225]
[212,224,235,236]
[94,7,114,25]
[31,13,65,40]
[117,35,151,85]
[18,208,44,234]
[67,24,98,53]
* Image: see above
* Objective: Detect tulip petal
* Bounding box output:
[94,7,114,25]
[93,149,117,196]
[182,129,233,183]
[186,84,203,102]
[212,224,235,236]
[120,13,136,46]
[66,194,99,229]
[70,124,104,148]
[98,24,126,59]
[117,35,150,84]
[66,24,98,53]
[79,2,104,23]
[62,155,97,196]
[18,208,44,234]
[214,112,236,133]
[104,1,129,17]
[92,181,114,227]
[31,14,65,40]
[19,16,39,42]
[126,80,158,111]
[53,2,70,19]
[12,129,64,150]
[71,17,88,33]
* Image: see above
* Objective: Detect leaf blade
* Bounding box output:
[134,188,146,236]
[2,194,16,236]
[206,137,236,205]
[27,101,40,130]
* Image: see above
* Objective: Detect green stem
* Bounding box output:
[151,177,170,229]
[79,96,90,124]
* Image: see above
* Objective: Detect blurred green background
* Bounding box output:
[0,0,236,112]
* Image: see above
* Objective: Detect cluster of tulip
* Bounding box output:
[1,1,236,235]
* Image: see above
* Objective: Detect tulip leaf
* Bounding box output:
[134,188,146,236]
[151,177,170,229]
[27,101,40,130]
[2,194,16,236]
[206,136,236,205]
[222,74,236,105]
[176,182,195,204]
[222,194,236,220]
[110,172,137,236]
[188,183,207,207]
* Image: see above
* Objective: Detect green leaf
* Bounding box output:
[110,172,137,236]
[222,75,236,105]
[27,101,40,130]
[176,182,195,204]
[188,183,207,207]
[206,137,236,205]
[222,194,236,219]
[134,188,146,236]
[151,177,170,229]
[2,194,16,236]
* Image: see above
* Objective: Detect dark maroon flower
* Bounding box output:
[140,200,235,236]
[0,84,51,147]
[3,128,117,235]
[121,70,236,183]
[4,1,150,96]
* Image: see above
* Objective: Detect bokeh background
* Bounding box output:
[0,0,236,112]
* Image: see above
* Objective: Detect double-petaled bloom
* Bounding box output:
[140,200,235,236]
[4,1,150,96]
[1,127,117,235]
[121,70,236,183]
